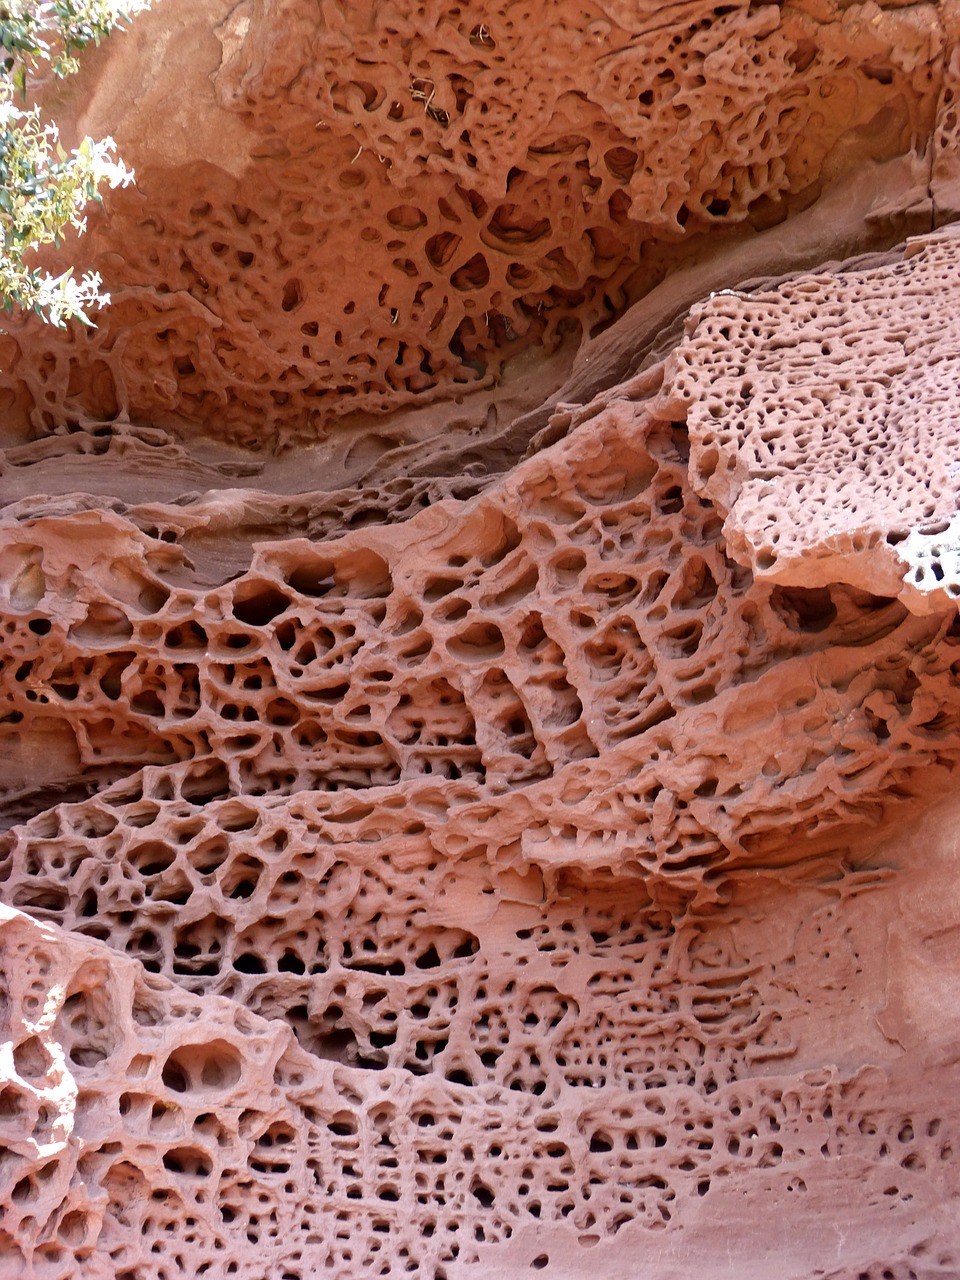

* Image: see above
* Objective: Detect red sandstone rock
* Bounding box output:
[664,225,960,613]
[0,0,948,450]
[2,3,960,1278]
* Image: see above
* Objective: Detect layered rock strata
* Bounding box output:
[2,2,960,1278]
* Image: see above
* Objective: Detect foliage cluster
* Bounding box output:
[0,2,149,326]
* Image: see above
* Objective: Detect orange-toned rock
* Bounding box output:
[665,225,960,613]
[0,0,948,449]
[2,2,960,1277]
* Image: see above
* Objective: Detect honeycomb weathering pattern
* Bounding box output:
[0,0,948,446]
[665,225,960,612]
[3,323,960,1274]
[3,2,960,1278]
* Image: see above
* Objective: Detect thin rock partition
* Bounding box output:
[666,226,960,612]
[2,2,960,1277]
[3,265,960,1272]
[0,0,946,447]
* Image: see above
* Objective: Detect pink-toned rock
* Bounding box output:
[2,3,960,1278]
[0,0,948,449]
[664,225,960,614]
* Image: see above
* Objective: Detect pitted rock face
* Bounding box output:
[3,2,960,1279]
[0,0,947,447]
[664,226,960,612]
[2,402,956,871]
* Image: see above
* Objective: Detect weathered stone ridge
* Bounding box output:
[2,2,960,1278]
[667,226,960,612]
[0,0,949,449]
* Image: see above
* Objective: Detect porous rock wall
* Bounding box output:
[2,2,960,1278]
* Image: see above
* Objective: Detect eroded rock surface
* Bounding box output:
[2,2,960,1278]
[667,225,960,612]
[0,0,948,452]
